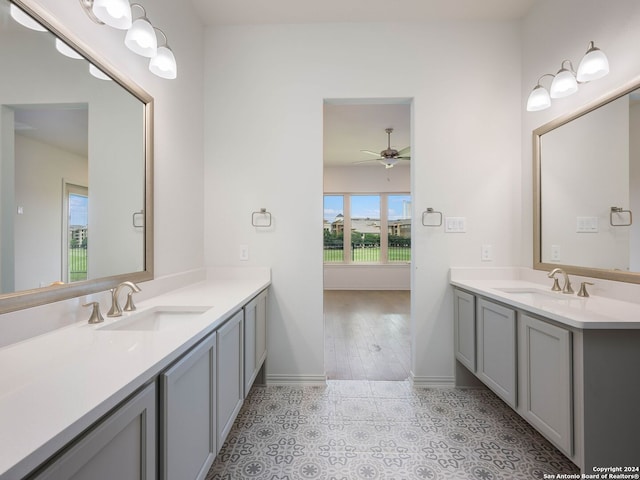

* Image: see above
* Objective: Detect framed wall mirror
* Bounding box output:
[0,0,153,313]
[533,76,640,283]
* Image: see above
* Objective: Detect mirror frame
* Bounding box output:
[533,75,640,283]
[0,0,154,313]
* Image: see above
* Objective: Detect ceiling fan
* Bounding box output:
[353,127,410,169]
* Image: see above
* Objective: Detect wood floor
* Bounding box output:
[324,290,410,381]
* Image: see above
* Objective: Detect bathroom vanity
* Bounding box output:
[451,277,640,473]
[0,269,270,480]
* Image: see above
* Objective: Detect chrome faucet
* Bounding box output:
[547,268,574,294]
[107,281,141,317]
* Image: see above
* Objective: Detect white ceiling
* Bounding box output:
[13,104,88,158]
[190,0,536,26]
[323,102,410,168]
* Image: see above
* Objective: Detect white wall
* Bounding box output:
[522,0,640,275]
[14,134,88,290]
[204,21,522,384]
[324,165,410,290]
[0,0,205,347]
[630,102,640,271]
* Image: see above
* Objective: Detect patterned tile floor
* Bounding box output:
[206,380,579,480]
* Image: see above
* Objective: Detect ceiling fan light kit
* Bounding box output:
[353,127,411,168]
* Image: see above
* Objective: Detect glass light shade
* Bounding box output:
[550,69,578,98]
[526,85,551,111]
[92,0,132,29]
[89,64,112,81]
[125,18,157,57]
[149,46,177,79]
[55,39,83,60]
[9,4,47,32]
[577,46,609,82]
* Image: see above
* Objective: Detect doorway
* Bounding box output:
[323,100,412,381]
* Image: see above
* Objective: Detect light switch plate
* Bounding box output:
[445,217,466,233]
[576,216,598,233]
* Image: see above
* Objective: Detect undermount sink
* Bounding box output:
[494,287,573,299]
[99,306,212,331]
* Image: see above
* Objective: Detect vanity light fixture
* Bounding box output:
[526,74,554,112]
[124,4,157,58]
[9,3,46,32]
[55,38,84,60]
[577,41,610,82]
[87,0,132,29]
[89,63,112,81]
[149,28,177,79]
[526,40,609,111]
[550,60,578,98]
[79,0,177,79]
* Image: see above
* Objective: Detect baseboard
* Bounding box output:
[266,374,328,386]
[409,372,455,387]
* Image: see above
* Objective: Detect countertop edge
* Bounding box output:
[450,279,640,330]
[0,273,271,480]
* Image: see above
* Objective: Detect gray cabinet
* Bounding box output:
[32,382,156,480]
[519,314,572,456]
[216,310,244,452]
[160,332,217,480]
[476,297,517,408]
[244,289,268,397]
[453,289,476,372]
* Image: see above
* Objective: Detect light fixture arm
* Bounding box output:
[153,27,169,47]
[78,0,103,25]
[535,73,555,88]
[130,3,148,21]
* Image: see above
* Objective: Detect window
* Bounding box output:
[388,195,411,262]
[323,193,411,264]
[63,183,88,282]
[323,195,344,263]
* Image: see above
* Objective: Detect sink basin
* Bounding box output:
[99,306,212,331]
[494,287,575,299]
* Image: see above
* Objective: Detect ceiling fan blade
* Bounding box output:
[397,156,411,160]
[352,158,381,165]
[360,149,381,157]
[397,146,410,156]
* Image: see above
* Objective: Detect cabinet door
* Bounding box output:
[244,289,268,397]
[520,314,572,455]
[217,310,244,451]
[161,332,216,480]
[477,298,517,407]
[453,289,476,371]
[33,383,156,480]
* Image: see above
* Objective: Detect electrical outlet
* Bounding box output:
[239,245,249,261]
[551,245,561,262]
[481,244,492,262]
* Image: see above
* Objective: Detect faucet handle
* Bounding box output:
[83,302,104,324]
[124,291,137,312]
[550,277,561,291]
[577,281,594,298]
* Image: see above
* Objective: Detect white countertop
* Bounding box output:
[451,278,640,329]
[0,269,270,480]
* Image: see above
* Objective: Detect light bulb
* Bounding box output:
[9,4,46,32]
[577,42,610,82]
[149,46,177,79]
[550,69,578,98]
[125,17,157,57]
[92,0,132,29]
[89,64,112,81]
[55,39,83,60]
[527,85,551,111]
